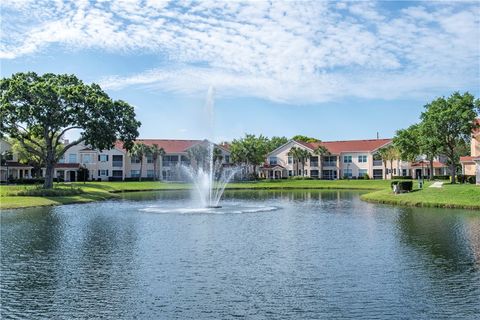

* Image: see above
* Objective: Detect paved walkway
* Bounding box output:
[429,181,444,188]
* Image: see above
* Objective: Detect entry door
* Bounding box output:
[415,169,422,179]
[69,171,76,182]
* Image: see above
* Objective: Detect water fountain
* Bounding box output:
[182,142,238,208]
[141,87,277,214]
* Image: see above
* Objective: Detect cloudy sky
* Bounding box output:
[1,0,479,142]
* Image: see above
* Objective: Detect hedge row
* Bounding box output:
[391,180,413,192]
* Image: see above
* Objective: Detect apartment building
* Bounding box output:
[46,139,231,182]
[261,139,413,180]
[0,139,34,181]
[460,119,480,184]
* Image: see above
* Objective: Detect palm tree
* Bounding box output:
[149,144,165,181]
[314,145,330,179]
[298,149,311,177]
[377,147,390,180]
[129,143,149,181]
[288,147,301,177]
[213,147,223,163]
[389,146,401,178]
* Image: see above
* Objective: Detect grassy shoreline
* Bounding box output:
[1,180,478,210]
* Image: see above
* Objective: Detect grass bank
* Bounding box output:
[361,183,480,210]
[0,180,389,210]
[1,180,478,210]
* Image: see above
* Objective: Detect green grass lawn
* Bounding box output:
[361,183,480,210]
[1,179,478,210]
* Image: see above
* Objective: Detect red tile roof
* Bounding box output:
[116,139,203,153]
[1,161,33,168]
[460,156,477,163]
[297,139,392,154]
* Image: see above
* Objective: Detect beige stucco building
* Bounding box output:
[42,139,231,182]
[0,140,33,181]
[460,119,480,185]
[260,138,413,180]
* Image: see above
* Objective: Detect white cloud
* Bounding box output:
[1,0,479,103]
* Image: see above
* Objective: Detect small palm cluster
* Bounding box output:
[129,143,165,181]
[288,145,330,177]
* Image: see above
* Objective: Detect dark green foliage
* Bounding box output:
[291,135,319,143]
[457,175,476,184]
[0,72,141,188]
[420,92,479,184]
[17,186,84,197]
[391,180,413,192]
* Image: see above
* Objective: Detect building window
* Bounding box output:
[68,154,77,163]
[162,155,178,167]
[112,170,123,177]
[112,155,123,167]
[99,154,108,162]
[402,169,407,176]
[131,170,141,177]
[288,156,293,164]
[224,155,230,163]
[358,169,368,177]
[343,168,353,178]
[288,170,293,176]
[98,170,108,176]
[146,155,153,163]
[131,156,141,164]
[147,170,155,178]
[269,157,277,165]
[58,156,65,163]
[358,155,367,163]
[394,168,397,175]
[343,156,352,163]
[82,154,92,164]
[311,169,319,178]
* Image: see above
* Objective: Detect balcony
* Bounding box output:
[310,162,319,168]
[323,161,337,167]
[112,161,123,168]
[373,160,383,166]
[163,161,178,167]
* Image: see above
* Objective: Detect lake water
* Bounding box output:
[1,190,479,319]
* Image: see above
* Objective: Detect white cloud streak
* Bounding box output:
[1,0,479,103]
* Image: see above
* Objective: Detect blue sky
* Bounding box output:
[1,0,479,143]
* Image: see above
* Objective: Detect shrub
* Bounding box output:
[17,186,84,197]
[392,176,412,180]
[433,175,450,180]
[457,175,476,184]
[391,180,413,192]
[288,176,313,180]
[8,178,45,185]
[363,174,370,180]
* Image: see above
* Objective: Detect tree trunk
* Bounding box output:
[429,159,434,180]
[44,151,55,189]
[383,162,387,180]
[450,162,456,184]
[390,160,393,178]
[139,160,143,182]
[153,157,157,181]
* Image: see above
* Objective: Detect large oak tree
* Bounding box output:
[1,72,141,188]
[420,92,479,183]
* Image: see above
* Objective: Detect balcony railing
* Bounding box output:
[163,161,178,167]
[112,161,123,167]
[373,160,383,166]
[310,162,319,167]
[323,161,337,167]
